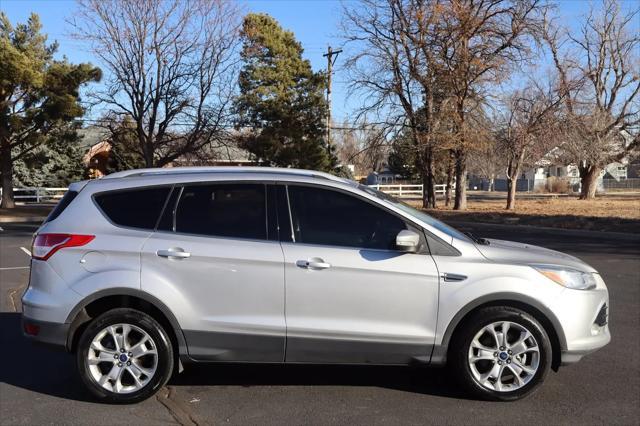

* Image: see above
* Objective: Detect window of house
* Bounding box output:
[287,185,406,250]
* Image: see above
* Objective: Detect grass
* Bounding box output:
[417,196,640,234]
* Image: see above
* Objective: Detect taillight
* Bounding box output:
[32,233,95,260]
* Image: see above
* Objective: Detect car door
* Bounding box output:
[141,183,286,362]
[281,184,440,364]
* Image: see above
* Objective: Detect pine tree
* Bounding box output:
[0,12,100,207]
[235,13,333,171]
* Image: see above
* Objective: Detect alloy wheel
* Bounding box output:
[87,323,158,394]
[467,321,540,392]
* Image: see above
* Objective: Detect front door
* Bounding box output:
[141,183,286,362]
[281,184,440,364]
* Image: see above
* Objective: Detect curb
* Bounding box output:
[0,216,46,223]
[447,220,640,241]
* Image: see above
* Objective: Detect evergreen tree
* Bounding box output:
[235,13,333,171]
[0,12,100,207]
[103,118,146,174]
[13,131,86,187]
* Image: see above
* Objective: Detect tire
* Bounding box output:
[449,306,552,401]
[76,308,174,403]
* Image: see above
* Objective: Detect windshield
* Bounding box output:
[358,185,472,242]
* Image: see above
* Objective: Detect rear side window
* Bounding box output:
[95,187,171,230]
[175,183,267,240]
[287,185,407,250]
[45,190,78,223]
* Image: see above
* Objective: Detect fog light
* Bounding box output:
[24,323,40,336]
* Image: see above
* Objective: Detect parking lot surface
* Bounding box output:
[1,222,638,425]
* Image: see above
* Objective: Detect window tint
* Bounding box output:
[45,190,78,223]
[288,185,406,250]
[95,187,171,230]
[175,184,267,240]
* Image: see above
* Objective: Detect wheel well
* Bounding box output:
[447,300,562,371]
[67,295,180,358]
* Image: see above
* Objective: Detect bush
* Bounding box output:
[545,177,572,194]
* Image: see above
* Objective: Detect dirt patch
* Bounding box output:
[418,196,640,234]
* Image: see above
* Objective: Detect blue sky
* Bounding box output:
[2,0,638,123]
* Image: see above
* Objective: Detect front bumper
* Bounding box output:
[21,315,69,350]
[553,277,611,365]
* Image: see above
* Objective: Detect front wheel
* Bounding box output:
[76,308,174,403]
[449,306,552,401]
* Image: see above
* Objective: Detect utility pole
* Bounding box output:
[323,46,342,151]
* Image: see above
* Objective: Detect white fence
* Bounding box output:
[0,187,68,203]
[368,184,452,198]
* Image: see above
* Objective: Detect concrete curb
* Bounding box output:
[0,216,46,224]
[448,220,640,241]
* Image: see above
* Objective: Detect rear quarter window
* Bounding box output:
[94,187,171,230]
[45,190,78,223]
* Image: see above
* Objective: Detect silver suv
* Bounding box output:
[21,167,610,403]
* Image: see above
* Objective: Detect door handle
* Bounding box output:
[440,272,466,282]
[296,258,331,270]
[156,248,191,259]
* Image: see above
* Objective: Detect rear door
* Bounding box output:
[141,182,286,362]
[281,184,440,364]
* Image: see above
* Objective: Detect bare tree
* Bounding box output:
[70,0,241,168]
[437,0,545,209]
[544,0,640,199]
[497,83,563,209]
[341,0,447,209]
[334,121,389,177]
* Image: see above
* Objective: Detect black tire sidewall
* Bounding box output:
[451,306,552,401]
[77,308,174,404]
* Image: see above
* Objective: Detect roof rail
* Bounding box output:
[102,166,350,184]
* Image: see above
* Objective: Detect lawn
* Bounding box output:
[420,196,640,234]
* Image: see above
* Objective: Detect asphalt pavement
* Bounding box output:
[0,222,638,425]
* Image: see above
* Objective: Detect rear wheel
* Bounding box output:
[77,308,174,403]
[450,306,552,401]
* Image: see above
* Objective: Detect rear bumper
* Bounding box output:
[21,315,69,350]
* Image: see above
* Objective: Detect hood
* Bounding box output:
[476,239,596,273]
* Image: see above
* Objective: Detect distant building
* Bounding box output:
[77,126,257,178]
[366,168,399,185]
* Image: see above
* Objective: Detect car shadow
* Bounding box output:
[1,312,468,402]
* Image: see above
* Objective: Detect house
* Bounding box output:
[366,167,399,185]
[78,126,257,178]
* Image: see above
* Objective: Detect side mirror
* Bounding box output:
[395,229,420,253]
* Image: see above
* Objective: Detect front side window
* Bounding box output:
[175,184,267,240]
[95,187,171,230]
[287,185,406,250]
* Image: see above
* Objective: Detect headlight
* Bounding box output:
[531,265,597,290]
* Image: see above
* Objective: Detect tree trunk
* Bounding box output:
[505,150,525,210]
[453,150,467,210]
[0,139,15,209]
[506,177,517,210]
[445,151,454,206]
[579,165,601,200]
[421,147,437,209]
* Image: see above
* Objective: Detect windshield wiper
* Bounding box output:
[465,232,490,245]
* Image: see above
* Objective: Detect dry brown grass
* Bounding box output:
[415,196,640,233]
